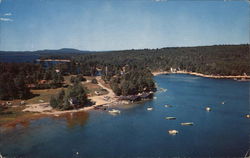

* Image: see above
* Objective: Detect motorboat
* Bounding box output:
[147,107,153,111]
[181,122,194,126]
[108,109,121,114]
[206,107,211,111]
[168,130,179,135]
[165,117,176,120]
[165,104,173,108]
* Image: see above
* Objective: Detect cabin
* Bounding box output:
[69,97,79,108]
[27,84,36,88]
[39,80,47,84]
[170,67,177,73]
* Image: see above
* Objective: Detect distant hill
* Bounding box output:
[0,48,94,62]
[1,45,249,76]
[0,48,93,56]
[35,48,92,54]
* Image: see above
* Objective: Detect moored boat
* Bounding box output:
[108,109,121,114]
[147,107,153,111]
[181,122,194,126]
[206,107,211,111]
[165,117,176,120]
[165,104,173,108]
[168,130,179,135]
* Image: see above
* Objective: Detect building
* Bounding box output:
[69,97,79,108]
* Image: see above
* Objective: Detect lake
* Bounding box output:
[0,55,39,63]
[0,74,249,158]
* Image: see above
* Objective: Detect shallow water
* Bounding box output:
[0,74,249,158]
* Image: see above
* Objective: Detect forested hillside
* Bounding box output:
[67,44,249,76]
[0,44,249,100]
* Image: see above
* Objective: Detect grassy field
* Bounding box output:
[83,82,108,97]
[26,88,65,104]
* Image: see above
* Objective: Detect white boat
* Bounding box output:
[168,130,179,135]
[221,101,225,104]
[165,104,173,108]
[181,122,194,126]
[206,107,211,111]
[108,109,121,114]
[165,117,176,120]
[245,114,250,118]
[147,107,153,111]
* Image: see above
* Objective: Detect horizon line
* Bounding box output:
[0,43,249,52]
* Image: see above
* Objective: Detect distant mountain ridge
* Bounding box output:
[0,48,93,56]
[35,48,92,54]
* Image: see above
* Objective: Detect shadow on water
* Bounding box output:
[52,111,89,129]
[0,111,89,133]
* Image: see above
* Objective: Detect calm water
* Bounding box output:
[0,74,249,158]
[0,55,39,63]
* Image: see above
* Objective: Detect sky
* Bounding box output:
[0,0,249,51]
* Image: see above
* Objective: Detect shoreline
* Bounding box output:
[22,76,118,116]
[1,77,118,128]
[152,71,250,80]
[36,59,71,62]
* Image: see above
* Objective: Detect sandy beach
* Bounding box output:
[152,71,250,80]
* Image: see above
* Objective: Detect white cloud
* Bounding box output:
[4,13,12,16]
[0,0,2,4]
[0,17,13,21]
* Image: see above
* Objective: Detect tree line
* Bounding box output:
[1,44,249,102]
[0,63,64,100]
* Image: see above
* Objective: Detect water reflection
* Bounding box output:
[0,111,89,133]
[52,111,89,129]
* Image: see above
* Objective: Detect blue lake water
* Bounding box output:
[0,55,39,63]
[0,74,249,158]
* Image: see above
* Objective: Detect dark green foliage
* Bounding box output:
[110,83,121,96]
[1,44,249,100]
[51,71,64,87]
[110,66,156,96]
[0,63,41,100]
[0,63,66,100]
[70,75,86,84]
[49,83,88,110]
[50,96,59,109]
[66,44,249,76]
[39,44,249,96]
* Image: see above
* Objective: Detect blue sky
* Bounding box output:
[0,0,249,51]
